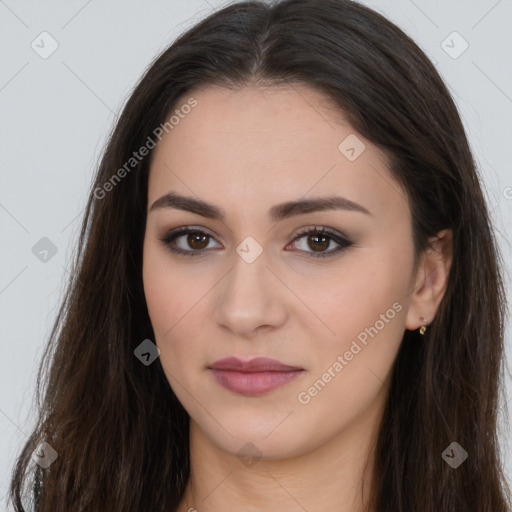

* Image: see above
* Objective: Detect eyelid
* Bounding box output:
[159,225,221,256]
[286,225,352,258]
[291,225,349,243]
[159,224,352,258]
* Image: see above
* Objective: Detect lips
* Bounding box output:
[209,356,303,372]
[208,357,305,395]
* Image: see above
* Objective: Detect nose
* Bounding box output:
[214,247,288,339]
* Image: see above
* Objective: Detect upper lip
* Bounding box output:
[209,357,303,372]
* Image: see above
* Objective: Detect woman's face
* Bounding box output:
[143,84,421,460]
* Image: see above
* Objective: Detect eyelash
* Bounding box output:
[159,225,353,259]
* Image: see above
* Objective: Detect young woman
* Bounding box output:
[9,0,511,511]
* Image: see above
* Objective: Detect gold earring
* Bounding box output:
[419,316,427,335]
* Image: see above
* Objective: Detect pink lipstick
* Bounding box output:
[208,357,305,396]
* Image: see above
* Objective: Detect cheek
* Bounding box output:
[143,242,196,336]
[143,252,178,339]
[293,265,407,436]
[307,250,410,375]
[142,243,213,379]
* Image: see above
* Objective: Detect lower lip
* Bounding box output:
[209,369,304,396]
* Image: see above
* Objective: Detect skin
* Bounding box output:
[142,83,452,512]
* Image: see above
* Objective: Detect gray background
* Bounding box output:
[1,0,511,505]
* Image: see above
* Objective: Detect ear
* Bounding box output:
[405,229,453,331]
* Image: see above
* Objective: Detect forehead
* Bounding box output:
[147,84,409,226]
[156,83,350,161]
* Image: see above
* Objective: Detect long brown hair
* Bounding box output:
[8,1,511,510]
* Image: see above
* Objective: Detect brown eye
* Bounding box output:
[159,227,221,257]
[306,232,330,252]
[186,232,209,250]
[289,227,352,258]
[160,225,352,259]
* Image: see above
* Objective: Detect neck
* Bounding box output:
[175,394,385,512]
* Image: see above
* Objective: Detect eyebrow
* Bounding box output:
[149,191,372,222]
